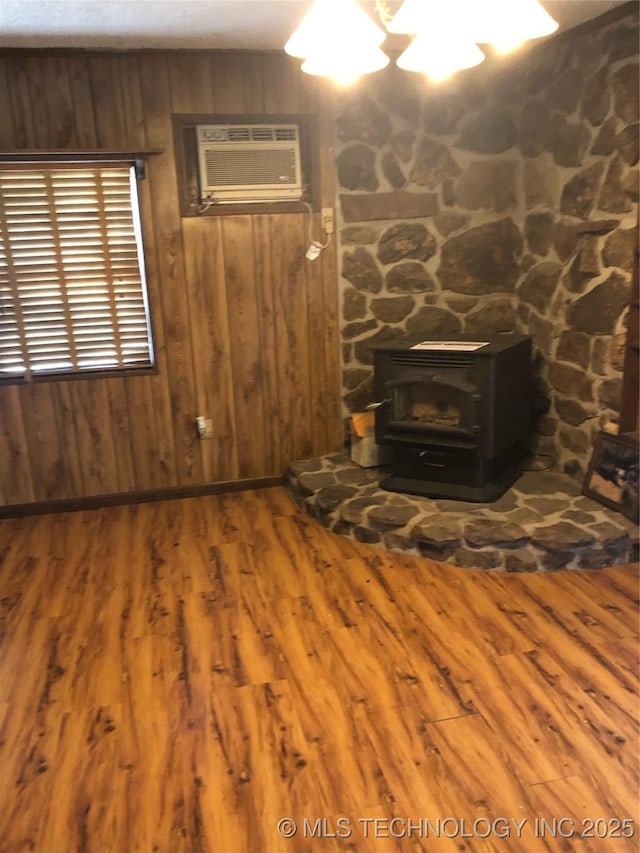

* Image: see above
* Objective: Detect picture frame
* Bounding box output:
[582,431,639,522]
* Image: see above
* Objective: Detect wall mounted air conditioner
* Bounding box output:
[196,124,303,203]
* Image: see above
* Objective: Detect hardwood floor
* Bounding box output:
[0,487,638,853]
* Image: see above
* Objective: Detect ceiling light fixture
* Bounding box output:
[285,0,389,86]
[302,44,390,87]
[396,32,486,81]
[469,0,560,53]
[389,0,484,81]
[285,0,559,85]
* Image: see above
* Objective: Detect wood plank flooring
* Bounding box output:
[0,487,638,853]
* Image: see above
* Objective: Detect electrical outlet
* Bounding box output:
[196,416,214,440]
[321,208,334,234]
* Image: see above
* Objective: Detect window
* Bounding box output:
[0,161,154,381]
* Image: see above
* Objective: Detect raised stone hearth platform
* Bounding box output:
[285,455,639,571]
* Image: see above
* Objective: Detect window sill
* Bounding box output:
[0,366,158,386]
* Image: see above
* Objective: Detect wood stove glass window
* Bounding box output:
[393,380,463,429]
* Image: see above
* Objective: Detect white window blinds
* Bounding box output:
[0,163,154,380]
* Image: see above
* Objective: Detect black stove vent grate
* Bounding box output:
[389,352,475,369]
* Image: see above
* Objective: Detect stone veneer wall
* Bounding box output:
[335,6,639,480]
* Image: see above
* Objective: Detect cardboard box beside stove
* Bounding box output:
[349,411,393,468]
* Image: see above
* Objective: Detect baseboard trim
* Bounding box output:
[0,475,285,519]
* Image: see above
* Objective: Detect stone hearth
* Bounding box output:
[285,455,639,571]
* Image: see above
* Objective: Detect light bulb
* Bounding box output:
[389,0,558,52]
[397,32,485,81]
[302,44,390,86]
[388,0,435,34]
[388,0,478,40]
[470,0,558,51]
[285,0,386,59]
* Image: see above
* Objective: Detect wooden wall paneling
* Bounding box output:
[102,376,138,492]
[0,49,341,506]
[138,54,202,486]
[0,59,30,503]
[220,215,269,477]
[243,53,266,113]
[252,214,282,473]
[26,56,77,149]
[50,382,86,499]
[67,379,120,496]
[116,55,169,490]
[303,74,336,211]
[294,74,340,454]
[302,75,342,452]
[2,54,136,500]
[133,163,176,490]
[261,53,303,114]
[87,56,128,150]
[0,386,35,505]
[0,59,18,149]
[3,56,84,503]
[297,74,341,454]
[269,213,313,462]
[84,56,141,495]
[304,228,335,456]
[317,85,342,452]
[65,56,99,149]
[319,246,342,453]
[182,217,240,482]
[167,54,216,115]
[209,53,248,113]
[118,56,148,148]
[298,68,323,114]
[299,74,329,214]
[3,56,37,148]
[119,377,164,491]
[167,55,199,114]
[65,56,99,151]
[16,384,69,501]
[315,79,336,208]
[266,216,292,464]
[50,60,127,497]
[295,204,329,456]
[104,381,137,493]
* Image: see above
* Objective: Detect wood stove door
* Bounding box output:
[382,373,480,440]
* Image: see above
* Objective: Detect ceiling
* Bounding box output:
[0,0,631,51]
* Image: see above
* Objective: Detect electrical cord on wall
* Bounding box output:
[301,200,332,260]
[194,197,333,262]
[196,197,215,214]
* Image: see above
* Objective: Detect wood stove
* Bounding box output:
[372,334,532,501]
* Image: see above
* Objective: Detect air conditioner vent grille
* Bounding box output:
[227,127,251,142]
[275,127,297,141]
[203,149,298,188]
[196,123,302,202]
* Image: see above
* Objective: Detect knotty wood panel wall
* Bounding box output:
[0,50,342,506]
